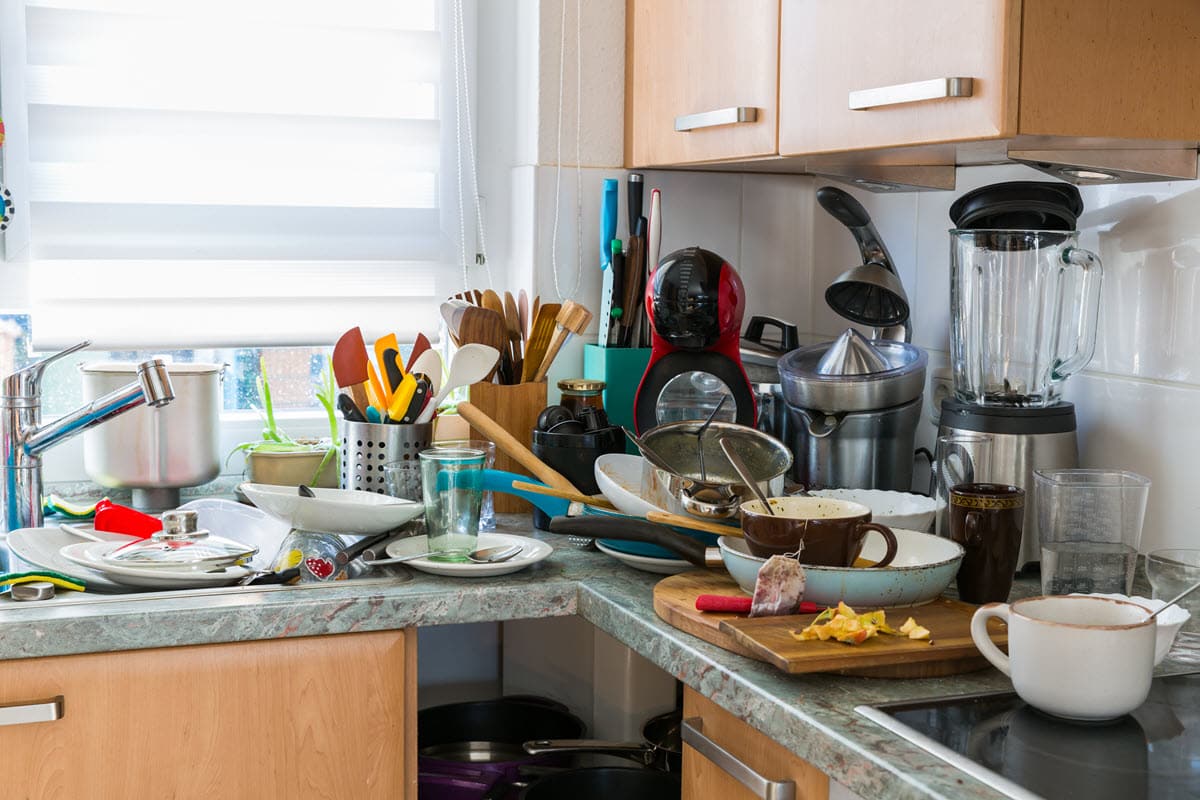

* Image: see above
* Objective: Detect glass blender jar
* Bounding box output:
[950,229,1102,406]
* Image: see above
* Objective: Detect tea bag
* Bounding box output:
[750,553,807,617]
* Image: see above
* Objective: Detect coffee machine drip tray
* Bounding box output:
[856,671,1200,800]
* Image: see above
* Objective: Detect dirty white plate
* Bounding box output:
[6,526,135,592]
[594,454,665,518]
[594,540,690,575]
[383,533,551,577]
[59,541,251,589]
[240,482,424,535]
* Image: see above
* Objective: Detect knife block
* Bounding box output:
[466,381,548,513]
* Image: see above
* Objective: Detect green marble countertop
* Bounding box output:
[0,515,1180,800]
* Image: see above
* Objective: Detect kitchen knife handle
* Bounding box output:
[627,173,643,236]
[547,515,710,567]
[682,717,796,800]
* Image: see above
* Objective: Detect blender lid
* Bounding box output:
[949,181,1083,231]
[780,333,926,412]
[815,328,889,376]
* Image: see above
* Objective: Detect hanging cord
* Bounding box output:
[452,0,492,291]
[549,0,584,301]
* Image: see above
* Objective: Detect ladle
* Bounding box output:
[1146,578,1200,621]
[718,437,774,516]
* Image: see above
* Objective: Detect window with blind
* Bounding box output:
[1,0,460,350]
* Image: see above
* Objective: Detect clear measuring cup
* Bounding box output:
[1035,469,1151,595]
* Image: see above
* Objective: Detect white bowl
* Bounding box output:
[594,453,665,518]
[239,482,424,535]
[1070,593,1191,666]
[718,528,964,608]
[809,488,938,532]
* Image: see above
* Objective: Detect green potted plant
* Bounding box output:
[230,356,340,488]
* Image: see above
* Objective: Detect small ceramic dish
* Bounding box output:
[1069,592,1191,665]
[718,528,963,608]
[594,453,666,518]
[239,482,424,535]
[808,488,939,532]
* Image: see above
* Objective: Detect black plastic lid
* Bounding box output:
[940,398,1077,436]
[949,181,1083,231]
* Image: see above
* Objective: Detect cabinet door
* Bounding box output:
[625,0,778,167]
[779,0,1021,157]
[682,688,829,800]
[0,630,415,800]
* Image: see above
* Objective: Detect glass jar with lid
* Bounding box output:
[557,378,605,416]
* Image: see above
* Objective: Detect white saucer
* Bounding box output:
[60,541,251,588]
[7,527,135,592]
[384,533,552,577]
[594,540,690,575]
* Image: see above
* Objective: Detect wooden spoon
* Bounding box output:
[518,289,530,343]
[522,303,561,383]
[532,300,593,382]
[457,401,578,493]
[503,291,523,377]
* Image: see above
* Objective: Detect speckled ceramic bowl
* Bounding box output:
[718,528,964,608]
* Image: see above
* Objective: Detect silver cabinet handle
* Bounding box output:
[848,77,973,110]
[0,696,63,727]
[674,106,759,132]
[682,717,796,800]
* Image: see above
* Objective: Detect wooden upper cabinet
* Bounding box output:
[779,0,1021,157]
[682,688,830,800]
[625,0,779,167]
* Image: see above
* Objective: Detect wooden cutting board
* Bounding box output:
[653,570,1007,678]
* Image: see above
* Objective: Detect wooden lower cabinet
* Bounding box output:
[0,630,416,800]
[683,688,829,800]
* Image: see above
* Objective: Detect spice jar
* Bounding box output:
[557,378,606,416]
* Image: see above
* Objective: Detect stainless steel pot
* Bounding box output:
[81,362,224,510]
[638,421,791,519]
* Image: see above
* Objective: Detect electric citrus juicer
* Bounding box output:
[937,182,1103,568]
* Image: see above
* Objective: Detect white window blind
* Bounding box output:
[3,0,458,349]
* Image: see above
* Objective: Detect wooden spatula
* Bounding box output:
[522,302,561,383]
[518,289,530,343]
[503,291,523,375]
[532,300,593,382]
[459,306,509,382]
[332,327,370,414]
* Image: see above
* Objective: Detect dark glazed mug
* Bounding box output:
[949,482,1025,604]
[739,496,899,566]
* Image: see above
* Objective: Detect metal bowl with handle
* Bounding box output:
[637,421,791,520]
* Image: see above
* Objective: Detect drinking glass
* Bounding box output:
[934,432,993,538]
[419,447,486,562]
[1146,548,1200,665]
[1035,469,1151,595]
[426,439,497,530]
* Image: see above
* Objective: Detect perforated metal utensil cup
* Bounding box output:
[341,421,433,494]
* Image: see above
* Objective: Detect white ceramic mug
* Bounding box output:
[970,595,1156,721]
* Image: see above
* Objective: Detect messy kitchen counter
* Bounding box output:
[0,513,1140,800]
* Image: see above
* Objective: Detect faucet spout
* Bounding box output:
[3,357,175,531]
[25,359,175,456]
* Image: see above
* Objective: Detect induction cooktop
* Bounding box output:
[857,672,1200,800]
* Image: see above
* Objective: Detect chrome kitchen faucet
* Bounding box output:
[2,341,175,531]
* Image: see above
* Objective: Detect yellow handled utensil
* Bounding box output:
[387,373,417,422]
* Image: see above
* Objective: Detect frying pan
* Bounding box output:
[519,767,680,800]
[522,711,682,772]
[548,515,722,568]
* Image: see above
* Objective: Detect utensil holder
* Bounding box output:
[467,381,547,512]
[583,344,651,454]
[340,421,433,494]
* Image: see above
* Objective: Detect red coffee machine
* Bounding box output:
[634,246,756,432]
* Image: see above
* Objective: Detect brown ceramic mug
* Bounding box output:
[949,483,1025,604]
[739,496,899,566]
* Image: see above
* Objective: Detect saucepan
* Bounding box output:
[636,421,791,520]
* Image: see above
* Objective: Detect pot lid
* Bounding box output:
[815,328,889,376]
[949,181,1083,231]
[102,510,257,569]
[81,362,225,375]
[640,420,792,487]
[779,335,926,412]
